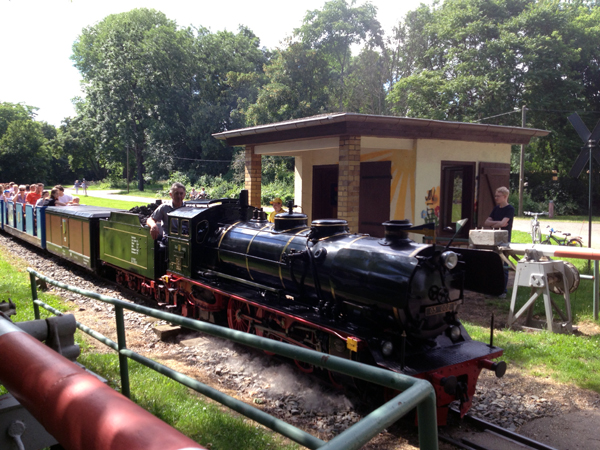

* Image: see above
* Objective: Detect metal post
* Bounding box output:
[30,272,40,320]
[115,305,131,398]
[127,147,130,194]
[518,105,527,216]
[595,260,599,320]
[588,141,594,272]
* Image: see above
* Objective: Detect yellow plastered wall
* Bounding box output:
[414,140,512,225]
[285,137,510,226]
[360,148,416,223]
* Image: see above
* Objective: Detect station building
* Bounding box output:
[214,113,549,239]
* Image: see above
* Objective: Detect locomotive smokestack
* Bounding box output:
[380,220,413,246]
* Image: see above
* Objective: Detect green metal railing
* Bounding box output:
[28,268,439,450]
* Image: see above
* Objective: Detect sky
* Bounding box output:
[0,0,432,127]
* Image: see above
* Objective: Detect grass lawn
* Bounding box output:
[78,196,151,210]
[113,188,161,198]
[463,229,600,394]
[0,241,298,450]
[523,215,600,223]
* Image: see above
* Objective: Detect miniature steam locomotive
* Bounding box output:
[0,191,507,424]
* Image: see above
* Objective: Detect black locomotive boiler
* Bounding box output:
[153,191,507,424]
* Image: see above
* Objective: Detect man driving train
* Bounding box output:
[147,182,186,240]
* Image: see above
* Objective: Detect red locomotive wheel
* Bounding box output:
[328,370,344,390]
[227,298,252,332]
[294,359,314,374]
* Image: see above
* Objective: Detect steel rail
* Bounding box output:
[446,408,558,450]
[27,267,440,450]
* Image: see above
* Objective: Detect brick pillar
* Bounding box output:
[244,145,262,207]
[338,136,361,232]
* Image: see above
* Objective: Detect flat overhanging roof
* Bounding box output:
[213,113,549,146]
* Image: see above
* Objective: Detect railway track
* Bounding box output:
[440,407,558,450]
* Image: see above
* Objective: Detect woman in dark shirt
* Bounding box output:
[43,188,66,207]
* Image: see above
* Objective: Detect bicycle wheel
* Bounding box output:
[532,225,542,244]
[541,238,551,245]
[567,238,583,247]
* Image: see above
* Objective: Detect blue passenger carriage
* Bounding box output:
[0,199,47,248]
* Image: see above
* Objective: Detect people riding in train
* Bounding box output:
[35,191,49,207]
[189,187,197,200]
[198,187,207,199]
[12,185,27,204]
[147,182,186,241]
[26,183,44,205]
[268,197,286,223]
[55,185,73,204]
[42,188,68,207]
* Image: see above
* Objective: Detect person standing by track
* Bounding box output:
[484,186,514,298]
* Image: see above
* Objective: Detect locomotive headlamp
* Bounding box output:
[441,251,458,270]
[381,340,394,357]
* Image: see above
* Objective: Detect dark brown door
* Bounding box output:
[477,162,511,227]
[440,161,475,237]
[312,165,339,220]
[358,161,391,237]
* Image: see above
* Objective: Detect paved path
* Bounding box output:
[65,188,160,204]
[512,217,600,247]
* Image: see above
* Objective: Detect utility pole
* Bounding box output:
[518,105,527,216]
[127,147,130,194]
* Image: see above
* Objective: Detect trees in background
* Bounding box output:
[0,102,63,183]
[386,0,600,212]
[71,9,266,190]
[6,0,600,211]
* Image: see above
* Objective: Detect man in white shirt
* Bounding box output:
[55,185,73,204]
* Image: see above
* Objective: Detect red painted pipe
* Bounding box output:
[0,318,204,450]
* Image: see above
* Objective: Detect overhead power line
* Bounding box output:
[171,156,230,163]
[476,109,600,123]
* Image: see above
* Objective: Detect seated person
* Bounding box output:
[55,185,73,204]
[42,188,68,207]
[146,182,186,240]
[268,197,286,223]
[26,183,43,205]
[35,191,49,206]
[12,185,27,204]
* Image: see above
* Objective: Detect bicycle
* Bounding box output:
[541,226,583,247]
[524,211,548,244]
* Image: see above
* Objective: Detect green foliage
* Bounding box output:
[295,0,383,110]
[466,323,600,392]
[0,102,68,183]
[261,179,294,207]
[387,0,600,210]
[51,115,108,181]
[71,10,266,190]
[243,42,332,125]
[0,245,68,322]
